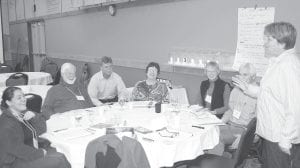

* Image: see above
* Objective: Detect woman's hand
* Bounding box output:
[23,111,36,120]
[210,110,217,115]
[232,75,248,91]
[42,149,47,156]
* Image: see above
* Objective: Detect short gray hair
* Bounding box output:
[61,63,76,74]
[239,63,256,76]
[205,61,220,71]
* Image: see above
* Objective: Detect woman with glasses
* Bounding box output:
[132,62,169,103]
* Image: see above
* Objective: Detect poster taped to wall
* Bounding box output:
[233,7,275,76]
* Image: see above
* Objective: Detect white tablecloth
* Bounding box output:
[42,104,220,168]
[0,72,53,87]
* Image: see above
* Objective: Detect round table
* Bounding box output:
[42,103,221,168]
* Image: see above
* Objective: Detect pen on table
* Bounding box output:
[53,128,68,132]
[192,125,204,129]
[142,137,155,142]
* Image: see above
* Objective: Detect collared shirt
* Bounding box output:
[255,48,300,144]
[88,71,126,100]
[226,87,256,126]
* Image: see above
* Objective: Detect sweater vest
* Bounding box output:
[200,77,227,111]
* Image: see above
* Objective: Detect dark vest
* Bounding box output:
[200,77,227,111]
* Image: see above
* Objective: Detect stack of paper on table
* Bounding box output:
[128,101,155,108]
[193,112,225,126]
[47,114,73,132]
[53,128,94,140]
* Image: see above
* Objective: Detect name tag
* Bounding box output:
[76,96,85,101]
[233,109,241,119]
[33,138,39,149]
[205,95,212,103]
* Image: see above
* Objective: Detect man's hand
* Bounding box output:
[23,111,36,121]
[278,141,291,155]
[232,75,248,91]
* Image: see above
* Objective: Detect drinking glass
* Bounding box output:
[119,99,125,110]
[170,95,179,112]
[74,114,83,127]
[163,110,179,131]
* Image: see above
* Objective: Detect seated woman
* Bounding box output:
[132,62,169,102]
[0,87,71,168]
[199,61,231,118]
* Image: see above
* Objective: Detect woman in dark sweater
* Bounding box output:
[199,61,231,118]
[0,87,70,168]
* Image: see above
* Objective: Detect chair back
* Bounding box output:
[14,62,22,72]
[85,135,150,168]
[126,87,134,101]
[15,55,29,72]
[40,58,60,85]
[186,119,257,168]
[80,63,90,86]
[22,55,29,72]
[0,64,13,73]
[169,88,189,105]
[52,67,61,85]
[6,73,29,86]
[25,93,43,113]
[233,118,257,168]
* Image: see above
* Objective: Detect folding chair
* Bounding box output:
[40,58,60,85]
[80,63,90,86]
[85,134,150,168]
[169,88,189,105]
[25,93,43,113]
[126,87,134,101]
[5,72,29,86]
[186,118,257,168]
[0,64,13,73]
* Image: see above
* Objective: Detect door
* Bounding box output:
[28,20,46,72]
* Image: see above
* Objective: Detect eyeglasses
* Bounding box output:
[158,128,179,138]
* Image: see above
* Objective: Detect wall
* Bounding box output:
[7,0,300,104]
[45,0,300,64]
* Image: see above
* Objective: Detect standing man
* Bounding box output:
[233,22,300,168]
[88,56,127,106]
